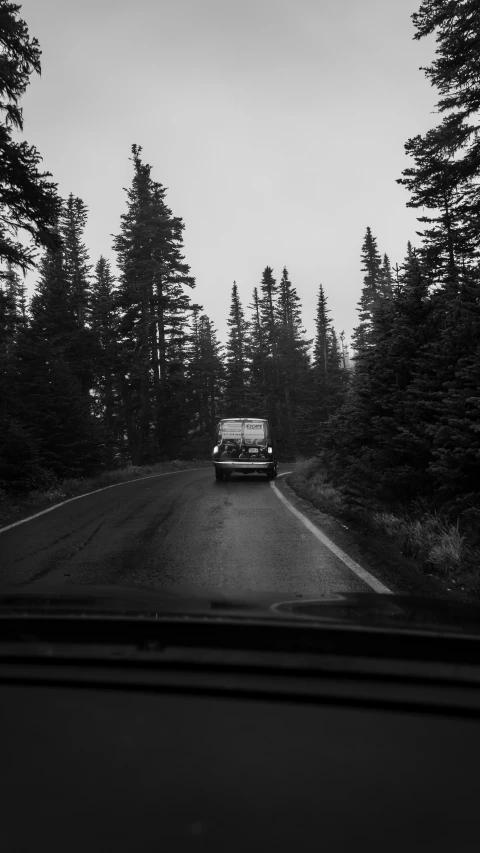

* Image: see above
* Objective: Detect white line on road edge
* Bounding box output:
[0,467,209,535]
[270,478,392,594]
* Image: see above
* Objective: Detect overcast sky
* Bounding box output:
[18,0,438,347]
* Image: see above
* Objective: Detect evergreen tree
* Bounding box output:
[257,266,281,428]
[0,265,41,491]
[18,225,102,480]
[224,281,248,415]
[246,286,267,413]
[0,1,60,272]
[61,194,92,325]
[114,149,155,462]
[276,267,312,456]
[351,228,383,359]
[397,125,467,284]
[197,314,223,440]
[113,145,195,462]
[322,4,480,510]
[28,223,77,360]
[379,253,394,298]
[429,341,480,517]
[27,357,101,480]
[0,263,27,479]
[354,248,433,501]
[26,201,95,396]
[313,283,330,388]
[313,283,348,430]
[188,310,224,455]
[0,264,20,487]
[276,267,305,343]
[393,0,480,511]
[0,261,22,351]
[159,299,202,458]
[90,256,122,465]
[397,1,480,281]
[405,264,480,510]
[320,240,431,502]
[259,265,278,364]
[58,194,95,395]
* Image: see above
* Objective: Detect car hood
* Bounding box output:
[1,584,480,637]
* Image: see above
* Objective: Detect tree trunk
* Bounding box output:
[120,375,138,464]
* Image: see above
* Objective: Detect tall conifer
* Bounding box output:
[113,145,195,462]
[0,1,60,272]
[224,281,248,415]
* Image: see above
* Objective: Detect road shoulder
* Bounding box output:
[278,473,473,604]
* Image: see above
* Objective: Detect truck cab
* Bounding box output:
[212,418,278,482]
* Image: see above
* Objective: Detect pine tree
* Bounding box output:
[322,3,480,512]
[379,253,394,298]
[393,0,480,511]
[61,194,92,325]
[276,267,312,456]
[91,256,122,465]
[397,1,480,282]
[0,266,41,491]
[197,314,223,440]
[27,203,95,396]
[355,248,434,501]
[327,329,347,411]
[18,226,102,480]
[312,283,347,430]
[58,194,95,396]
[259,266,278,363]
[224,281,248,415]
[319,239,428,501]
[257,266,281,429]
[159,299,202,459]
[351,228,384,359]
[0,263,20,487]
[113,145,195,462]
[313,283,330,388]
[28,223,77,360]
[27,357,101,480]
[0,263,25,463]
[246,286,267,414]
[0,261,22,351]
[276,267,306,343]
[429,342,480,518]
[0,1,60,272]
[187,310,224,456]
[405,264,480,510]
[114,149,154,462]
[397,126,467,285]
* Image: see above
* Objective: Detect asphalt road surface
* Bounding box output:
[0,466,383,595]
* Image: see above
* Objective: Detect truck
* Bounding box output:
[212,418,278,482]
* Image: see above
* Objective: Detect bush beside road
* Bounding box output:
[286,459,480,605]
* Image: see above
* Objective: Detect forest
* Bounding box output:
[0,0,479,536]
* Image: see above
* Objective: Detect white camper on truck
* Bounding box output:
[212,418,278,482]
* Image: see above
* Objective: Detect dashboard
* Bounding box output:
[2,637,480,852]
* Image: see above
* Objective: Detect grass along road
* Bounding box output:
[286,460,480,605]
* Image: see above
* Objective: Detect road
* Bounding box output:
[0,466,384,595]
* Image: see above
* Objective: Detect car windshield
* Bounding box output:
[1,0,479,638]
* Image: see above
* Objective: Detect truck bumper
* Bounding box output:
[213,460,275,472]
